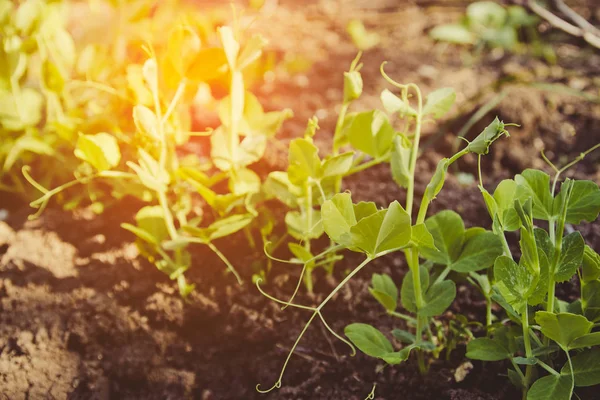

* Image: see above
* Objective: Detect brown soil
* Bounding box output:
[1,1,599,399]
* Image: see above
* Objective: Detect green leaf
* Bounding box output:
[380,347,413,365]
[423,159,449,203]
[369,273,398,312]
[228,167,261,195]
[74,133,121,172]
[466,338,510,361]
[353,201,378,221]
[392,329,416,344]
[121,223,159,246]
[582,280,600,322]
[513,357,538,365]
[528,250,550,306]
[373,201,412,254]
[515,169,553,221]
[555,232,584,282]
[390,135,411,189]
[493,179,520,231]
[344,323,393,358]
[285,210,323,241]
[534,228,554,262]
[350,201,412,256]
[466,117,509,155]
[3,136,55,172]
[14,0,40,35]
[218,26,240,69]
[467,1,507,27]
[322,193,357,246]
[429,24,476,45]
[380,89,417,117]
[135,206,169,244]
[321,152,354,179]
[422,88,456,118]
[420,280,456,317]
[410,223,437,251]
[237,34,267,70]
[346,19,380,51]
[287,138,321,185]
[561,348,600,387]
[562,180,600,224]
[526,373,573,400]
[494,256,534,310]
[568,332,600,349]
[347,110,395,158]
[581,246,600,283]
[206,214,253,241]
[535,311,593,349]
[133,105,160,140]
[401,266,429,313]
[421,210,465,265]
[343,70,363,103]
[127,149,170,192]
[450,231,503,273]
[263,171,299,208]
[0,88,44,131]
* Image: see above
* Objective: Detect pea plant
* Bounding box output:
[466,144,600,400]
[23,19,291,296]
[255,61,514,392]
[430,1,554,61]
[0,0,79,196]
[261,53,390,292]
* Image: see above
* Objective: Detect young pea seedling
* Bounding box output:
[469,143,600,400]
[256,61,511,393]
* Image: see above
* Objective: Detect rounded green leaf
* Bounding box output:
[555,232,584,282]
[347,110,396,158]
[535,311,593,349]
[450,231,503,273]
[370,273,398,312]
[561,348,600,387]
[401,266,429,313]
[429,24,476,44]
[515,169,553,221]
[74,132,121,172]
[466,338,510,361]
[345,323,393,358]
[422,88,456,119]
[322,193,357,245]
[526,373,573,400]
[420,280,456,317]
[421,210,465,265]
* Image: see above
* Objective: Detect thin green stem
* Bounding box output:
[333,103,349,156]
[433,265,452,286]
[207,242,243,285]
[162,79,187,124]
[305,182,313,253]
[344,154,389,177]
[256,312,318,393]
[485,299,493,327]
[157,190,178,240]
[522,309,533,398]
[536,359,560,376]
[405,84,423,219]
[256,257,373,393]
[388,310,418,324]
[317,312,356,355]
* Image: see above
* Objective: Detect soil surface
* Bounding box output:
[1,1,600,399]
